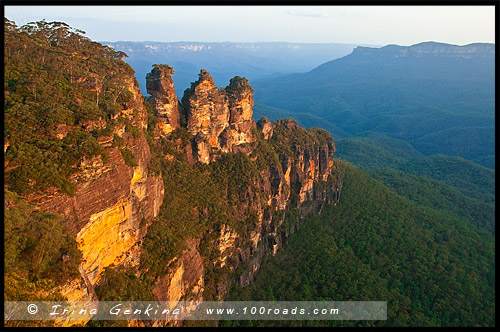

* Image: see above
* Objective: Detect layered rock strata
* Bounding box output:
[32,65,344,328]
[209,119,343,294]
[36,74,165,308]
[141,66,344,313]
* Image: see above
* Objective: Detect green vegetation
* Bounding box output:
[411,126,495,169]
[224,162,495,327]
[89,265,156,327]
[132,120,336,302]
[253,43,494,169]
[138,154,251,294]
[4,191,82,301]
[369,168,495,233]
[335,134,494,206]
[398,155,495,204]
[4,18,137,195]
[119,147,137,167]
[140,160,217,277]
[95,266,156,301]
[3,18,141,320]
[335,134,422,170]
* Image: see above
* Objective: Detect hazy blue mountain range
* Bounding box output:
[251,42,495,169]
[103,41,376,94]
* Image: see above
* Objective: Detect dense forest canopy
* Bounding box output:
[4,18,134,195]
[224,162,495,327]
[3,19,140,321]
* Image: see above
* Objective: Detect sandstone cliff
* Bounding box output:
[34,73,165,312]
[146,64,181,137]
[5,22,343,327]
[8,62,343,328]
[206,118,343,294]
[181,70,256,163]
[137,68,344,325]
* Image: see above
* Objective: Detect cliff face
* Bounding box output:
[136,119,343,326]
[223,75,256,152]
[142,68,344,315]
[4,21,345,328]
[208,118,343,293]
[14,62,343,327]
[181,70,256,163]
[36,74,165,305]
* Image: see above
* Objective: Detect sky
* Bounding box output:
[3,5,495,46]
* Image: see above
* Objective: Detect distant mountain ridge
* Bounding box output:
[105,41,377,53]
[103,41,377,94]
[351,41,494,58]
[252,41,495,169]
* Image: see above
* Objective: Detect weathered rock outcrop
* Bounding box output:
[207,118,343,294]
[36,74,165,306]
[139,66,344,311]
[222,76,256,152]
[152,239,204,305]
[146,64,182,136]
[4,22,347,328]
[181,70,256,163]
[257,116,273,140]
[25,63,344,327]
[149,239,204,326]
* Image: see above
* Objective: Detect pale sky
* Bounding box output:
[4,5,496,46]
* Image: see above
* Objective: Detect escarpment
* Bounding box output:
[5,53,343,327]
[146,64,181,137]
[33,74,165,305]
[139,67,344,315]
[211,118,343,292]
[3,21,344,328]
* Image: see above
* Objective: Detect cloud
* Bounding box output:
[287,10,330,18]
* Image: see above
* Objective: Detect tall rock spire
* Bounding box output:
[221,76,256,153]
[146,64,181,136]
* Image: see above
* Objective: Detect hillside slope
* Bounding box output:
[252,42,495,169]
[225,162,495,327]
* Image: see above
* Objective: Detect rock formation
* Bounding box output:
[222,75,256,152]
[257,116,273,140]
[36,73,165,316]
[16,64,344,327]
[181,70,256,163]
[208,118,342,292]
[4,22,347,327]
[93,66,343,324]
[146,64,181,136]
